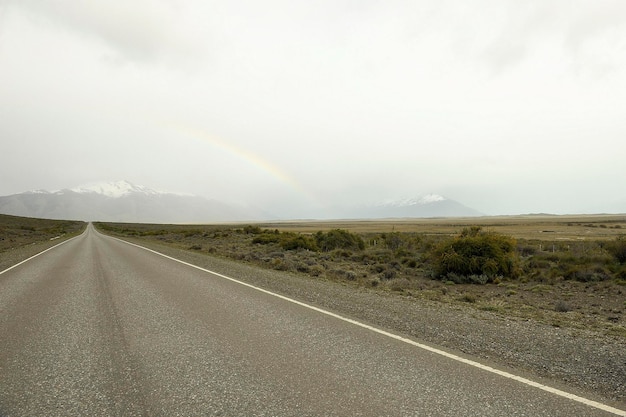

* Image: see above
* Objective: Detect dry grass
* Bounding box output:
[0,214,86,253]
[254,214,626,240]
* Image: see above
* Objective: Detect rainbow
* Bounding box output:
[165,123,318,204]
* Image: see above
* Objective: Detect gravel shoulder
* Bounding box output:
[117,237,626,408]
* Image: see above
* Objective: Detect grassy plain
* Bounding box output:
[255,214,626,240]
[96,214,626,338]
[0,214,87,271]
[0,214,86,252]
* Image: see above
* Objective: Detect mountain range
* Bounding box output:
[0,181,482,223]
[0,181,264,223]
[352,194,483,219]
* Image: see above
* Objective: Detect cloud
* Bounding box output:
[566,0,626,50]
[4,0,205,66]
[424,1,626,79]
[476,5,539,73]
[472,0,626,77]
[564,1,626,77]
[0,0,625,215]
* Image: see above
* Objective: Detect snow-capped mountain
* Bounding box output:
[71,180,161,198]
[374,194,447,208]
[348,194,483,218]
[0,181,266,223]
[1,181,482,222]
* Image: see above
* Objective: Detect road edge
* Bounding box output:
[0,229,85,276]
[103,230,626,417]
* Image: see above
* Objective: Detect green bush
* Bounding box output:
[430,227,519,283]
[252,233,281,245]
[564,266,611,282]
[315,229,365,252]
[243,225,263,234]
[382,232,403,250]
[280,234,318,251]
[607,236,626,264]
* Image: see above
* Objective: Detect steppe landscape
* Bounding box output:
[5,213,624,337]
[0,215,86,271]
[93,214,626,337]
[3,213,626,406]
[3,1,626,414]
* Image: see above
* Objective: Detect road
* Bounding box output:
[0,225,624,416]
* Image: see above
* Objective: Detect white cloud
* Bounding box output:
[0,0,625,215]
[3,0,207,66]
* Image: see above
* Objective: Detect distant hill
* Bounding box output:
[0,180,265,223]
[342,194,483,219]
[0,182,483,222]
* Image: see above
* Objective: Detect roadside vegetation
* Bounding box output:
[0,214,86,271]
[95,217,626,337]
[0,214,85,254]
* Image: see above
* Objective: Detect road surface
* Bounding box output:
[0,225,624,416]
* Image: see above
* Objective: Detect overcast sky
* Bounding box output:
[1,0,625,217]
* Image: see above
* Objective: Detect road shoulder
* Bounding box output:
[108,235,626,408]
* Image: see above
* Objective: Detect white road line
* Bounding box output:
[108,233,626,416]
[0,233,83,276]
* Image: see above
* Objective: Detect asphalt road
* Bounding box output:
[0,225,624,416]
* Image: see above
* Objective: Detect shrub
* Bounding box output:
[331,249,353,259]
[555,300,572,312]
[564,266,611,282]
[252,233,281,245]
[270,258,294,271]
[459,293,477,303]
[430,227,519,283]
[386,277,411,292]
[315,229,365,252]
[381,232,403,250]
[607,236,626,264]
[468,274,490,285]
[280,234,318,251]
[370,249,393,263]
[381,268,397,280]
[184,229,202,237]
[405,259,418,268]
[243,225,262,234]
[309,265,325,277]
[344,270,357,281]
[330,269,357,281]
[518,244,537,257]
